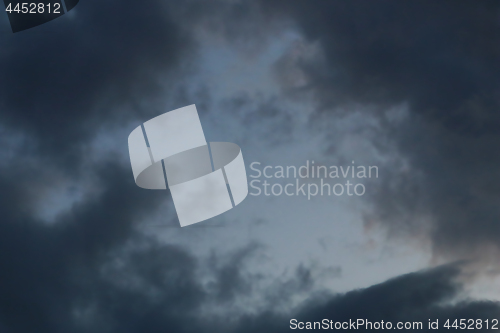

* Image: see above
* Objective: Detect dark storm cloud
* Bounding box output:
[1,163,497,333]
[207,243,261,303]
[2,1,500,332]
[0,157,267,332]
[262,0,500,258]
[0,0,195,169]
[234,263,500,333]
[0,1,204,331]
[0,155,319,332]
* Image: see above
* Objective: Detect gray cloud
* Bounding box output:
[233,263,500,333]
[1,165,497,332]
[0,0,195,171]
[1,1,500,331]
[261,0,500,259]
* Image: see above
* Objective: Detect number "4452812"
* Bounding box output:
[5,3,62,14]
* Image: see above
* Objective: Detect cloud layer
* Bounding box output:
[1,0,500,331]
[263,0,500,260]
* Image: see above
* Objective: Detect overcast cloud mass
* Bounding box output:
[1,0,500,332]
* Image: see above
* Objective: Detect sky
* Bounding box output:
[1,0,500,332]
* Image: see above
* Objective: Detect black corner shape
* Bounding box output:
[64,0,77,11]
[3,0,80,33]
